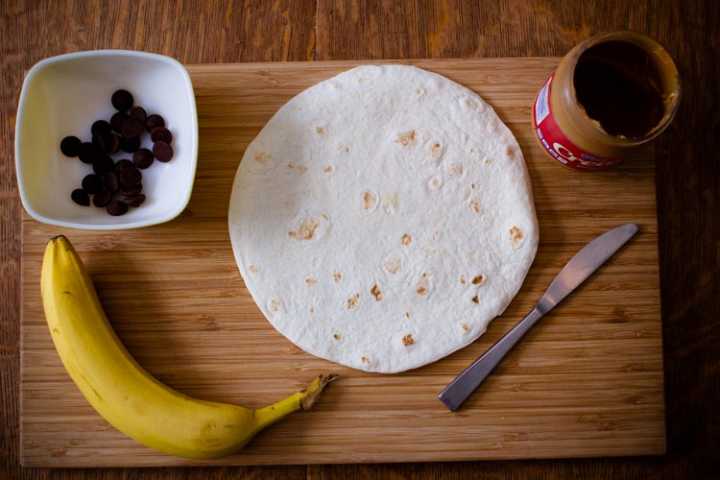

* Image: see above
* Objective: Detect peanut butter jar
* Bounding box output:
[532,31,681,170]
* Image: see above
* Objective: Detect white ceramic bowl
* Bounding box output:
[15,50,198,229]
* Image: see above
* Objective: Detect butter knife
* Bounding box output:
[438,223,639,411]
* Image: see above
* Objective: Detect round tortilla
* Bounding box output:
[229,65,538,373]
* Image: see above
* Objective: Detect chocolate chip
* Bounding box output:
[121,117,145,138]
[92,131,116,154]
[133,148,154,169]
[60,136,82,157]
[91,120,112,137]
[110,112,128,133]
[78,142,103,164]
[119,193,146,207]
[92,189,113,207]
[81,174,103,194]
[153,141,174,162]
[114,158,134,171]
[71,188,90,206]
[106,199,129,216]
[102,171,119,192]
[145,114,165,132]
[111,89,133,112]
[150,127,172,144]
[118,165,142,188]
[92,155,114,175]
[119,136,141,153]
[129,106,147,123]
[120,182,143,194]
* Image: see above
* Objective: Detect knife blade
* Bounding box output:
[438,223,639,411]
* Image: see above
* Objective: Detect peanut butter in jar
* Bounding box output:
[532,31,681,170]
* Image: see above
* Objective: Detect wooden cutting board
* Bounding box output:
[20,58,665,467]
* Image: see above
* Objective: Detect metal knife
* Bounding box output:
[438,223,639,411]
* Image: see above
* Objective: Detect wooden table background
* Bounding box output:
[1,1,718,479]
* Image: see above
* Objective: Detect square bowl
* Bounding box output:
[15,50,198,230]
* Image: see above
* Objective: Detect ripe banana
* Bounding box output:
[41,235,336,459]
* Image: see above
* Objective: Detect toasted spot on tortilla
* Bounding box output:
[510,225,524,248]
[462,323,471,333]
[333,271,343,282]
[305,276,318,286]
[471,295,480,304]
[338,143,351,153]
[402,334,415,346]
[472,275,485,285]
[416,87,426,97]
[383,256,401,274]
[416,273,430,297]
[361,356,369,364]
[505,145,515,157]
[287,162,308,174]
[404,312,411,319]
[289,218,320,240]
[395,130,417,146]
[268,297,282,313]
[333,333,341,341]
[248,264,258,273]
[401,233,412,246]
[323,165,334,174]
[469,199,481,214]
[362,191,378,211]
[370,284,383,301]
[459,275,466,285]
[347,293,360,309]
[430,142,443,159]
[316,126,326,135]
[448,163,464,176]
[253,151,271,163]
[427,176,443,191]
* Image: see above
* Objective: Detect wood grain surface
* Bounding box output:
[2,1,718,479]
[21,57,664,467]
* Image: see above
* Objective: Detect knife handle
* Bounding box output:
[438,306,544,411]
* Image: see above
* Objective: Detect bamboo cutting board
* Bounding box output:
[20,58,665,467]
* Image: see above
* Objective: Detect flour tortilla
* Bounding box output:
[229,65,538,373]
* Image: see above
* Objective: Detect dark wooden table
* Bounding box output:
[2,1,718,478]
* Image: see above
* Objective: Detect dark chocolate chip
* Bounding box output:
[78,142,103,164]
[71,188,90,206]
[92,131,116,154]
[114,159,134,171]
[60,136,82,157]
[92,155,115,175]
[111,89,133,112]
[81,174,103,194]
[102,171,119,192]
[150,127,172,144]
[120,182,143,194]
[119,136,141,153]
[153,141,174,162]
[132,148,154,169]
[129,106,147,123]
[110,112,128,133]
[92,189,113,207]
[145,114,165,132]
[106,199,129,216]
[118,165,142,188]
[91,120,112,137]
[118,193,146,207]
[108,133,121,154]
[121,117,145,138]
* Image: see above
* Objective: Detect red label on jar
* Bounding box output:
[532,74,622,170]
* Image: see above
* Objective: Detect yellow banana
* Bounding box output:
[41,235,336,459]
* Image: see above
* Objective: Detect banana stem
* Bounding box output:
[253,374,337,431]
